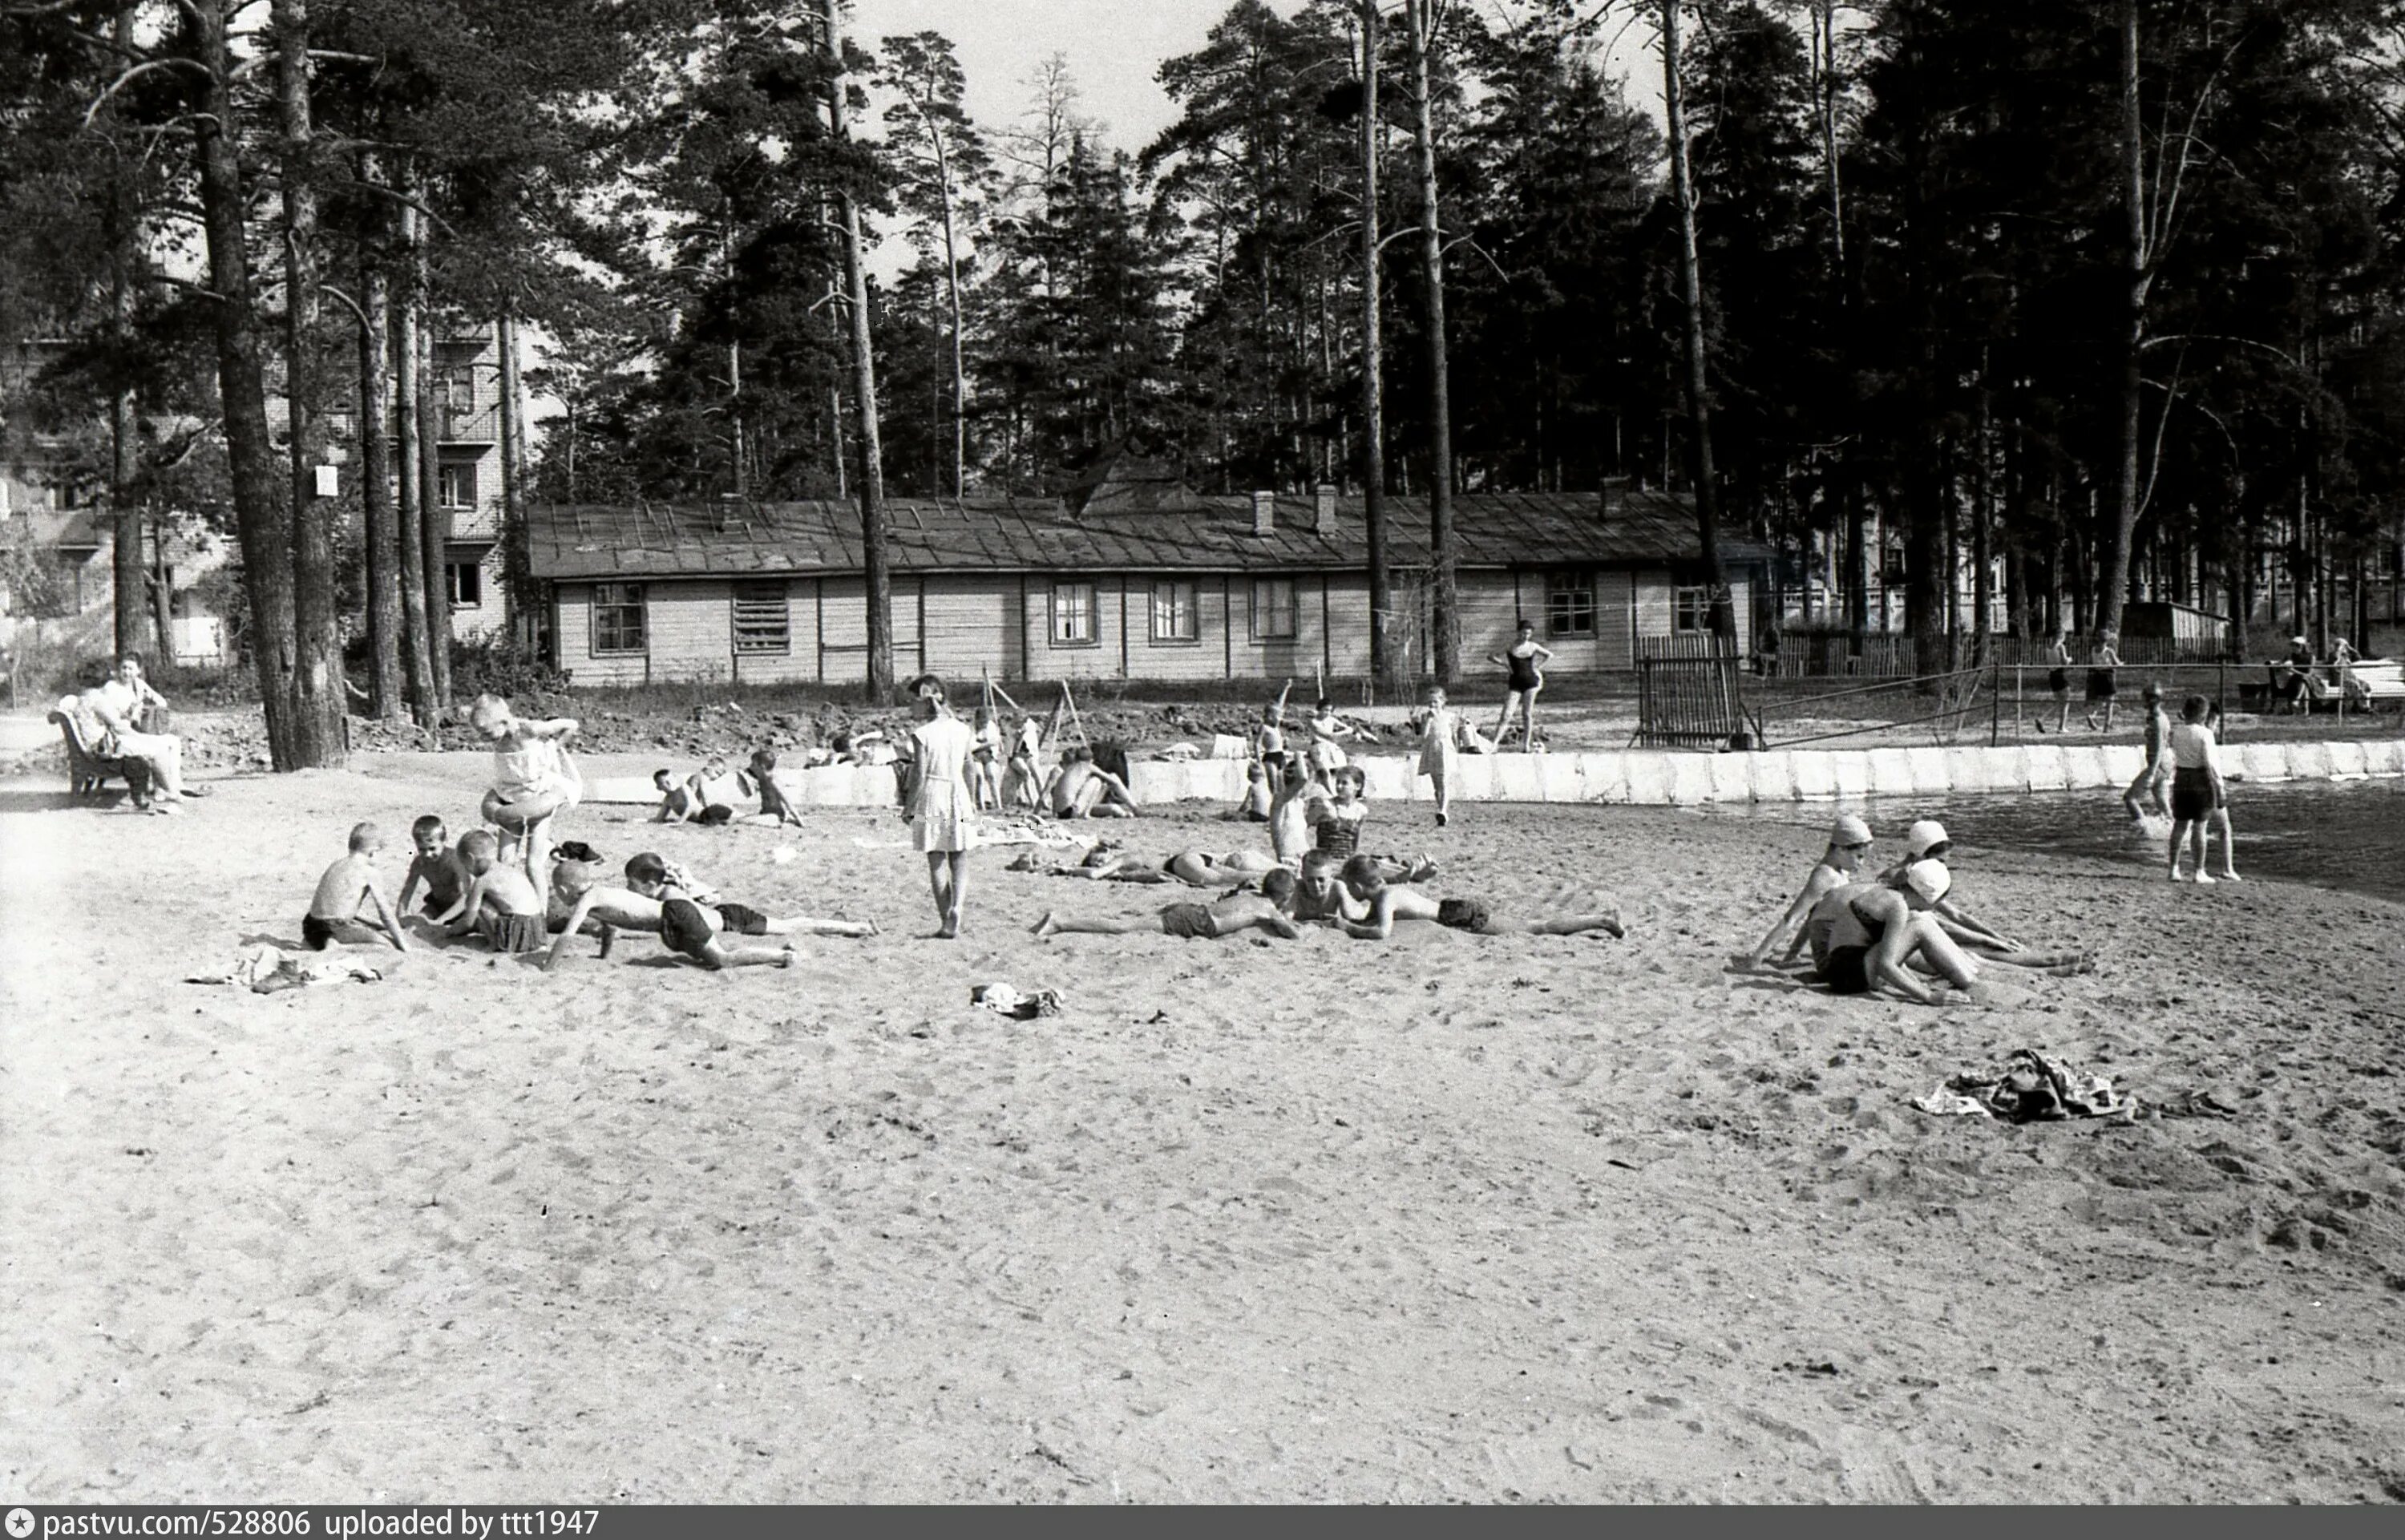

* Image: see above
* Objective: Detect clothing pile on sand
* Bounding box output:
[1914,1049,2135,1122]
[969,982,1062,1020]
[187,944,393,994]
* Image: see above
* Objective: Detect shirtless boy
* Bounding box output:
[1033,870,1304,941]
[396,814,473,920]
[542,857,665,968]
[435,830,550,954]
[1044,747,1139,819]
[303,823,410,952]
[621,851,874,969]
[1330,855,1623,941]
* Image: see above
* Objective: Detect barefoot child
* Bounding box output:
[745,748,804,827]
[472,693,581,875]
[1747,813,1874,968]
[623,852,873,952]
[542,856,665,968]
[2166,693,2240,883]
[1332,855,1623,941]
[968,707,1004,811]
[1803,879,1979,1004]
[1233,759,1275,822]
[2123,685,2172,821]
[650,769,701,823]
[1415,685,1462,827]
[1033,870,1304,941]
[304,823,410,952]
[1004,713,1046,813]
[438,830,549,954]
[1267,758,1321,869]
[396,814,472,920]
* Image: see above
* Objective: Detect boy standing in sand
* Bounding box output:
[396,814,473,920]
[438,830,550,954]
[304,823,410,952]
[1329,855,1623,941]
[1415,685,1462,827]
[1747,814,1875,969]
[1033,870,1304,941]
[2123,685,2173,821]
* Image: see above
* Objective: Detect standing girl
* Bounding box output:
[1490,619,1553,749]
[1416,685,1462,827]
[906,676,980,937]
[2165,693,2239,883]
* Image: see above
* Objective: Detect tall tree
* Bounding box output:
[822,0,894,700]
[1403,0,1460,680]
[1659,0,1736,643]
[1359,0,1393,686]
[879,31,991,498]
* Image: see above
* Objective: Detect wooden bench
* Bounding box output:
[49,706,152,802]
[2334,659,2405,708]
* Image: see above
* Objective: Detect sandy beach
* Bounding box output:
[3,747,2402,1502]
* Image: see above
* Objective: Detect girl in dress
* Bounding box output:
[471,693,581,879]
[905,676,980,937]
[1416,685,1462,827]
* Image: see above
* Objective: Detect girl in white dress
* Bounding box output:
[907,677,980,937]
[1416,685,1461,827]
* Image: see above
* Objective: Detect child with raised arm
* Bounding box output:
[1033,870,1304,942]
[1251,685,1292,770]
[438,829,550,954]
[1267,757,1322,869]
[1332,855,1623,941]
[1304,697,1356,779]
[472,693,581,875]
[304,823,410,952]
[1747,813,1875,969]
[396,814,473,920]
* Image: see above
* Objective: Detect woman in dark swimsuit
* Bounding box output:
[1489,619,1554,750]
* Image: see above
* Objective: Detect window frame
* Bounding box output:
[1249,576,1299,642]
[1149,579,1201,645]
[445,560,484,609]
[731,580,791,656]
[1546,569,1596,639]
[590,580,648,657]
[436,459,477,511]
[1672,584,1712,634]
[439,365,476,417]
[1049,580,1099,648]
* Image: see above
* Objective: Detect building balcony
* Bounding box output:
[438,404,500,445]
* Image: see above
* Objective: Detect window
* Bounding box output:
[1250,577,1298,641]
[1546,571,1595,637]
[440,366,475,416]
[1150,580,1199,644]
[592,581,647,655]
[1673,585,1711,633]
[437,460,477,510]
[732,580,790,655]
[446,560,483,608]
[1050,580,1097,646]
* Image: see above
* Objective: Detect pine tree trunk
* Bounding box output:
[1360,0,1392,689]
[414,242,451,705]
[111,384,143,661]
[826,1,893,701]
[2100,0,2146,647]
[392,180,438,727]
[497,313,530,641]
[1661,0,1736,645]
[1404,0,1457,683]
[191,6,304,766]
[273,0,347,765]
[359,224,403,718]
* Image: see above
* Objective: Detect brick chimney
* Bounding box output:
[1314,483,1338,536]
[1251,489,1276,536]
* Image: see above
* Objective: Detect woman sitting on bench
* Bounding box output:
[83,654,204,810]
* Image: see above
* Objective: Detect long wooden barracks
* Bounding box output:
[523,457,1757,687]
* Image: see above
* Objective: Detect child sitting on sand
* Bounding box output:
[1746,813,1874,969]
[1308,765,1371,856]
[1330,855,1624,941]
[396,814,472,920]
[1802,877,1979,1004]
[435,830,550,954]
[1044,747,1140,819]
[1033,869,1304,942]
[304,822,410,952]
[1268,758,1323,867]
[472,694,581,876]
[650,769,701,823]
[1233,760,1275,822]
[621,852,875,970]
[746,748,803,827]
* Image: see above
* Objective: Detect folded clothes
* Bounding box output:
[1917,1048,2134,1123]
[186,945,387,993]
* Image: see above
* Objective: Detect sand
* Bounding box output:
[2,746,2403,1503]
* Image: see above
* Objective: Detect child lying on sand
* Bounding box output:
[542,856,665,968]
[1033,870,1304,941]
[303,822,410,952]
[1328,855,1624,941]
[621,851,874,970]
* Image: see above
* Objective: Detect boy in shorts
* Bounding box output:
[622,852,874,969]
[1330,855,1623,941]
[542,856,666,969]
[395,814,472,920]
[435,830,549,954]
[304,823,410,952]
[1033,870,1304,941]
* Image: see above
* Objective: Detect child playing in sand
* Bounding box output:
[683,754,748,826]
[1746,813,1875,969]
[304,823,410,952]
[396,814,472,920]
[621,851,872,968]
[1331,855,1623,941]
[541,855,665,968]
[1033,869,1304,942]
[436,830,550,954]
[745,747,803,826]
[472,694,581,875]
[2166,693,2240,883]
[1044,746,1139,819]
[1015,843,1284,887]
